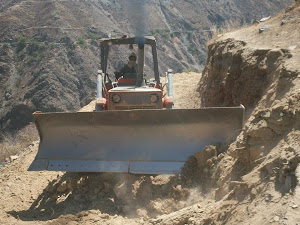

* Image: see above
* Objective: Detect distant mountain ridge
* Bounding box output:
[0,0,293,132]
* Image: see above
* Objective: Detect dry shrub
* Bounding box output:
[213,19,245,34]
[0,123,39,163]
[208,19,249,46]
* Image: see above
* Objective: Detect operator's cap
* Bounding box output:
[129,52,137,60]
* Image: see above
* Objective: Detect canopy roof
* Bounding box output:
[100,36,156,47]
[100,36,160,82]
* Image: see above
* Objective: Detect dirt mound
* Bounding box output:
[0,71,203,225]
[0,129,203,225]
[191,3,300,224]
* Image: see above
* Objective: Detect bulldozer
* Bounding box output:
[29,36,244,174]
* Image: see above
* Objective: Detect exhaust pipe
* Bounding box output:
[136,38,145,87]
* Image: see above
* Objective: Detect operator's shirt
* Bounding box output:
[117,64,138,79]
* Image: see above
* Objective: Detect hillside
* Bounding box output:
[0,0,293,133]
[0,2,300,224]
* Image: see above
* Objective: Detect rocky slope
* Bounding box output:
[193,2,300,224]
[0,0,293,133]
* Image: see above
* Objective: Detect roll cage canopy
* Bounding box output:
[100,36,160,83]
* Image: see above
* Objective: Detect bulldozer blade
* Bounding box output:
[29,106,244,174]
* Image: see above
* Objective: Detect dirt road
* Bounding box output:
[0,72,203,225]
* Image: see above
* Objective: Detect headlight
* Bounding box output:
[150,94,159,103]
[112,94,121,103]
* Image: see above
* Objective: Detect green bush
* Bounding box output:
[17,36,27,52]
[148,28,170,38]
[18,49,26,59]
[39,43,47,51]
[18,64,25,74]
[27,40,40,55]
[160,29,170,38]
[24,40,48,64]
[183,67,196,73]
[188,44,198,55]
[32,51,37,57]
[34,55,41,62]
[3,43,9,49]
[77,37,85,47]
[173,31,181,37]
[89,33,99,40]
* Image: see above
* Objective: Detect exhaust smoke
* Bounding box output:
[124,0,149,86]
[124,0,148,45]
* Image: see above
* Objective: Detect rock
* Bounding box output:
[260,16,271,22]
[274,216,280,222]
[67,222,78,225]
[288,46,297,50]
[259,25,269,33]
[250,188,257,198]
[57,181,68,192]
[77,211,88,218]
[172,185,190,200]
[262,111,271,119]
[188,217,196,223]
[5,93,11,100]
[194,145,217,168]
[100,214,110,219]
[291,204,298,209]
[265,196,270,202]
[247,119,276,141]
[9,155,19,161]
[285,6,294,12]
[136,208,149,219]
[217,153,224,160]
[281,20,287,26]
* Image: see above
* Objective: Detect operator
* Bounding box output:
[115,52,138,80]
